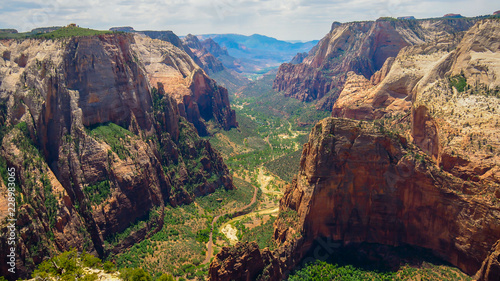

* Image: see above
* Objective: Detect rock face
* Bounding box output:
[274,118,500,277]
[0,33,234,279]
[109,26,135,32]
[201,38,229,57]
[0,29,17,34]
[474,239,500,281]
[139,31,249,96]
[443,14,464,18]
[290,52,307,65]
[331,19,500,188]
[273,18,477,109]
[208,242,281,281]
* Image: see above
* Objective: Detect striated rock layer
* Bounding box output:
[332,19,500,209]
[273,18,477,109]
[0,33,234,279]
[332,18,500,121]
[181,35,250,94]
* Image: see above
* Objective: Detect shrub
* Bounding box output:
[103,260,117,272]
[157,273,175,281]
[120,268,152,281]
[449,75,468,92]
[81,252,102,268]
[32,249,83,280]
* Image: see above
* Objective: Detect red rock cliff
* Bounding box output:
[275,118,500,277]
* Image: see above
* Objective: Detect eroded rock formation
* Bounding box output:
[210,18,500,281]
[133,34,237,135]
[273,18,477,109]
[209,242,281,281]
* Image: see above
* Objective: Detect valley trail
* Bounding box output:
[202,180,258,264]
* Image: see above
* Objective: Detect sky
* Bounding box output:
[0,0,498,41]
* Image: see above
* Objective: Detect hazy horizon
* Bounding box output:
[0,0,498,41]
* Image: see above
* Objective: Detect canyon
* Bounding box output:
[0,13,499,281]
[0,30,236,279]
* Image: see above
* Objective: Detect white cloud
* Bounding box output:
[0,0,497,40]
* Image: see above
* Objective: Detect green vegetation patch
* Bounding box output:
[115,204,210,279]
[36,26,112,39]
[288,243,473,281]
[0,26,112,39]
[449,74,468,92]
[264,149,303,182]
[196,177,255,215]
[289,260,395,281]
[288,260,472,281]
[240,216,277,251]
[32,249,113,281]
[105,207,161,246]
[83,180,112,206]
[120,268,152,281]
[88,122,133,160]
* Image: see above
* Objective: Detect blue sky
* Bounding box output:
[0,0,498,41]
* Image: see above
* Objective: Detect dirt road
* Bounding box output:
[202,182,258,264]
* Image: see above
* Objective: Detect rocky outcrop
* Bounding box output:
[330,19,500,188]
[183,34,224,74]
[273,62,338,102]
[275,118,500,277]
[109,26,135,32]
[0,29,17,34]
[273,18,477,109]
[184,36,249,93]
[410,19,500,186]
[132,34,237,135]
[290,52,307,64]
[138,31,248,94]
[209,242,281,281]
[0,33,234,279]
[474,239,500,281]
[443,14,464,18]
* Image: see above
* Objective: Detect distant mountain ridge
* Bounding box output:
[195,33,319,79]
